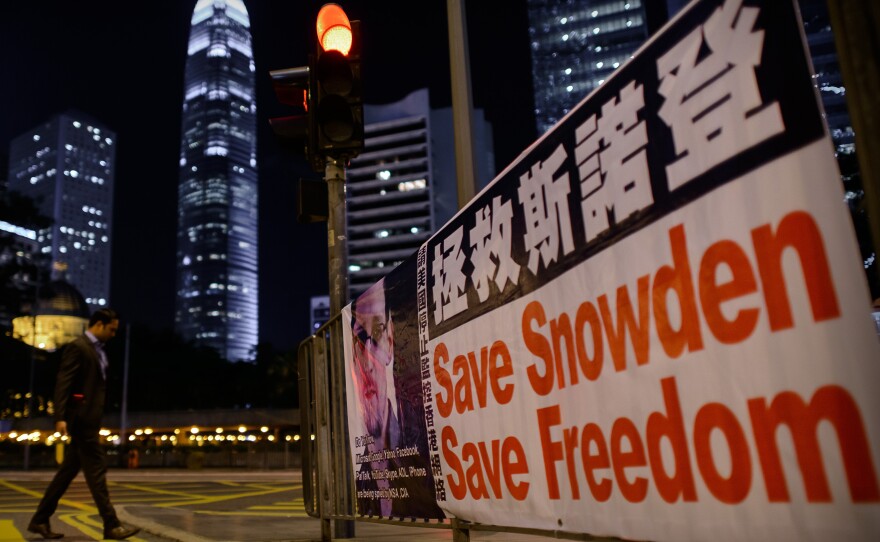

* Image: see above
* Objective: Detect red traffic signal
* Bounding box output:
[316,3,352,55]
[313,5,362,159]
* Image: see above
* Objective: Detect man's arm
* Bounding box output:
[53,340,82,428]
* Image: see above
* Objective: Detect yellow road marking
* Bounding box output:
[112,482,207,499]
[0,519,26,541]
[0,481,94,513]
[58,513,104,540]
[159,485,294,508]
[58,513,147,542]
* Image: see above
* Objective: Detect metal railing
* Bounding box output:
[296,315,619,541]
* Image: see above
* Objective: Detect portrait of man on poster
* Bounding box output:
[348,277,442,519]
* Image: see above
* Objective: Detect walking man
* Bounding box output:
[28,308,140,540]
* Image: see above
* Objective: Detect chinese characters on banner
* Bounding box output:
[342,0,880,539]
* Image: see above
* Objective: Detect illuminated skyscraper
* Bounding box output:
[7,110,115,313]
[527,0,667,135]
[175,0,258,362]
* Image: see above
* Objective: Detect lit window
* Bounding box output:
[397,179,426,192]
[208,44,228,57]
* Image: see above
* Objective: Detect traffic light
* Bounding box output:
[313,4,363,161]
[268,3,362,173]
[269,64,319,169]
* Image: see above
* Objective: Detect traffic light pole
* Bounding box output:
[325,156,355,539]
[326,157,349,316]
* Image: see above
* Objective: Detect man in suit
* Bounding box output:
[28,308,140,540]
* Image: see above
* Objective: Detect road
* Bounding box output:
[0,469,555,541]
[0,469,309,542]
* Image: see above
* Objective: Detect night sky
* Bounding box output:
[0,0,537,352]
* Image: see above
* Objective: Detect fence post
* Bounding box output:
[451,518,470,542]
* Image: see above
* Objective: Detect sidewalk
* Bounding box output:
[117,504,557,542]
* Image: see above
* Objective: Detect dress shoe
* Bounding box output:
[27,522,64,539]
[103,525,140,540]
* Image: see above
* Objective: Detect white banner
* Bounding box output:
[428,139,880,539]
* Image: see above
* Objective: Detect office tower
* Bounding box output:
[175,0,258,362]
[527,0,667,135]
[7,111,115,313]
[345,88,494,298]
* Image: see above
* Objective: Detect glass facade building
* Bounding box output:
[175,0,258,362]
[527,0,663,135]
[7,111,115,313]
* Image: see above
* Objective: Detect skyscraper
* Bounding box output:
[345,89,494,298]
[175,0,258,362]
[527,0,667,135]
[7,110,115,313]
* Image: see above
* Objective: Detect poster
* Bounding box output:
[344,0,880,538]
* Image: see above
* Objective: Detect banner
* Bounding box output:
[343,0,880,538]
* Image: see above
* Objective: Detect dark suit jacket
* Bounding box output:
[54,334,107,430]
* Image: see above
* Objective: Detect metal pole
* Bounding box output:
[825,0,880,292]
[324,157,354,539]
[23,311,38,470]
[120,323,130,445]
[447,0,479,209]
[326,158,349,315]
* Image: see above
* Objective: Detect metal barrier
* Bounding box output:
[297,314,354,539]
[296,315,620,542]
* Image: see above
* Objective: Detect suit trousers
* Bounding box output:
[31,425,119,528]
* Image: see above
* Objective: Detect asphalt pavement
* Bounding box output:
[0,469,557,542]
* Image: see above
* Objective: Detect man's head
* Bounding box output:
[88,308,119,343]
[351,280,394,438]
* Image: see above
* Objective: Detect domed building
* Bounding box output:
[12,280,90,351]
